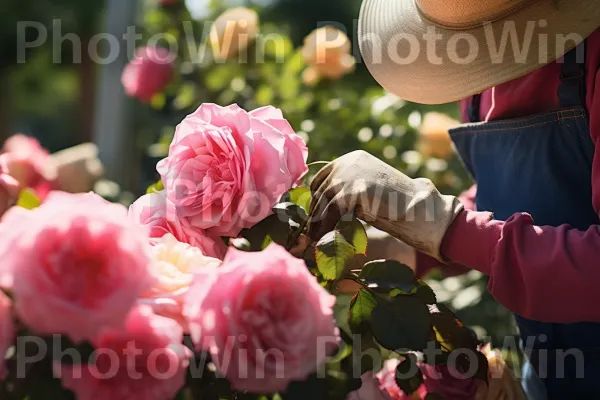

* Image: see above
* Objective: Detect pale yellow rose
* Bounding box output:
[209,7,259,61]
[301,26,355,82]
[417,112,460,159]
[139,234,221,327]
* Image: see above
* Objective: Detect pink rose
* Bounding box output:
[349,357,480,400]
[121,46,174,103]
[0,291,14,380]
[419,363,479,399]
[375,358,428,399]
[139,234,221,327]
[2,134,56,198]
[57,305,191,400]
[183,243,338,393]
[157,103,308,237]
[0,154,19,217]
[0,191,152,342]
[346,372,393,400]
[129,191,226,259]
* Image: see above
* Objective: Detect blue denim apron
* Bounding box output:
[449,43,600,399]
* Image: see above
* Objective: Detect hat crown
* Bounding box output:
[416,0,536,28]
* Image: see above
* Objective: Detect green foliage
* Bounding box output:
[287,187,311,212]
[315,231,355,281]
[395,354,424,396]
[371,296,432,351]
[348,289,377,333]
[239,202,307,251]
[146,178,164,194]
[16,188,41,210]
[315,216,367,281]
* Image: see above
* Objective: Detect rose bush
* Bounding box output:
[0,100,518,400]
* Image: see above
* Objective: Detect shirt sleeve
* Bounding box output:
[440,71,600,323]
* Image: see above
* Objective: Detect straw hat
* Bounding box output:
[358,0,600,104]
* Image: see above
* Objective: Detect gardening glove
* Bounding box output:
[307,150,463,261]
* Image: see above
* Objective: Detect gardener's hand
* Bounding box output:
[307,150,463,261]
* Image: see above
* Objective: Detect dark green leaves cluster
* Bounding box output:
[346,260,489,398]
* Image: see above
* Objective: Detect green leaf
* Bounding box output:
[414,282,437,304]
[341,330,381,375]
[281,373,327,400]
[287,187,312,212]
[240,214,291,251]
[429,304,479,354]
[315,231,355,281]
[371,296,432,351]
[358,260,417,293]
[150,92,166,110]
[335,217,368,255]
[395,354,424,396]
[146,179,164,194]
[348,289,377,333]
[17,188,41,210]
[273,202,307,227]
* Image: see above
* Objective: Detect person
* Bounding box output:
[306,1,600,399]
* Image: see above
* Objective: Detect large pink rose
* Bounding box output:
[129,191,226,259]
[0,191,152,342]
[121,46,174,103]
[183,243,338,393]
[2,134,56,198]
[0,291,14,380]
[57,305,191,400]
[157,103,308,237]
[0,154,19,217]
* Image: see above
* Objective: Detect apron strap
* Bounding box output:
[557,41,587,108]
[468,92,482,123]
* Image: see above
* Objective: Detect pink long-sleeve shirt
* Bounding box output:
[418,30,600,324]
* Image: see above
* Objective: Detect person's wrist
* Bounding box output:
[439,209,502,275]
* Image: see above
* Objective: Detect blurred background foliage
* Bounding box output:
[3,0,518,364]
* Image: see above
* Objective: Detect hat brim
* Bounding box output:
[358,0,600,104]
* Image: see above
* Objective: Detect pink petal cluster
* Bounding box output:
[58,305,191,400]
[348,358,481,400]
[183,243,338,393]
[129,191,227,259]
[0,154,19,217]
[0,291,14,380]
[121,46,174,103]
[0,191,152,342]
[157,103,308,238]
[1,134,56,199]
